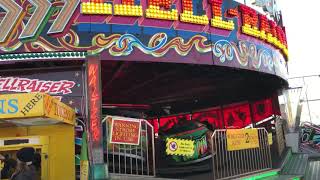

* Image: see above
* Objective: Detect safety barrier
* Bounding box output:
[106,119,156,177]
[211,128,272,180]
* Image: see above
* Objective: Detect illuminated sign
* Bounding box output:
[110,117,141,145]
[87,57,105,167]
[87,58,102,143]
[0,0,287,58]
[0,77,76,95]
[78,0,287,57]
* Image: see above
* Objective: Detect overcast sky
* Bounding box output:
[278,0,320,78]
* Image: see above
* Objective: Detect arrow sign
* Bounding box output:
[19,0,53,42]
[0,1,24,45]
[48,0,80,35]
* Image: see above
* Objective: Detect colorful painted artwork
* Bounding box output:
[0,0,288,80]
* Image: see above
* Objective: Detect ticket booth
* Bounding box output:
[0,93,76,180]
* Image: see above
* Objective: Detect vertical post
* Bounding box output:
[302,77,312,123]
[87,55,108,180]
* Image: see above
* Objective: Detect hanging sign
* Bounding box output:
[166,138,195,156]
[226,129,260,151]
[110,117,141,145]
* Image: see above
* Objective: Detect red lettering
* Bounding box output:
[9,78,18,91]
[88,62,101,143]
[49,82,61,93]
[17,79,30,91]
[276,26,287,47]
[123,0,134,5]
[149,0,172,9]
[2,78,11,91]
[0,78,5,89]
[58,81,75,94]
[26,80,38,92]
[40,81,52,93]
[239,5,258,28]
[209,0,223,17]
[269,20,278,38]
[259,15,271,34]
[182,0,193,11]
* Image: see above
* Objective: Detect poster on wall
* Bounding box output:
[110,117,141,145]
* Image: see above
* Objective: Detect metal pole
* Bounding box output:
[302,77,312,123]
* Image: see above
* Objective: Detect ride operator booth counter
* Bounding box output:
[0,93,76,180]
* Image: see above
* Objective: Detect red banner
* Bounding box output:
[192,108,223,129]
[252,98,274,123]
[223,103,252,128]
[110,118,141,145]
[159,114,191,132]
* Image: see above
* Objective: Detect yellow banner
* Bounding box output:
[0,93,75,125]
[44,95,75,125]
[226,129,260,151]
[166,138,194,156]
[80,160,89,180]
[0,93,44,119]
[0,159,4,171]
[268,133,273,145]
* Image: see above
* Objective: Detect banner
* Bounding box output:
[192,108,223,129]
[0,93,44,119]
[226,129,260,151]
[0,93,75,125]
[252,98,273,123]
[44,95,75,125]
[110,117,141,145]
[223,103,252,128]
[166,138,195,156]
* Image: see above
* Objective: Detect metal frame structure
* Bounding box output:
[104,118,156,177]
[211,128,272,180]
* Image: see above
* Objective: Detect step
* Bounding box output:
[281,153,309,175]
[304,159,320,180]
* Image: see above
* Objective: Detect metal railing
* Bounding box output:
[211,128,272,180]
[106,119,156,177]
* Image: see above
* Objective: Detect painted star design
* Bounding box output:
[69,100,74,105]
[75,72,80,77]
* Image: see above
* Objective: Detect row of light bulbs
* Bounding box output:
[180,11,209,25]
[242,24,288,57]
[114,5,143,16]
[211,17,235,30]
[146,7,178,20]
